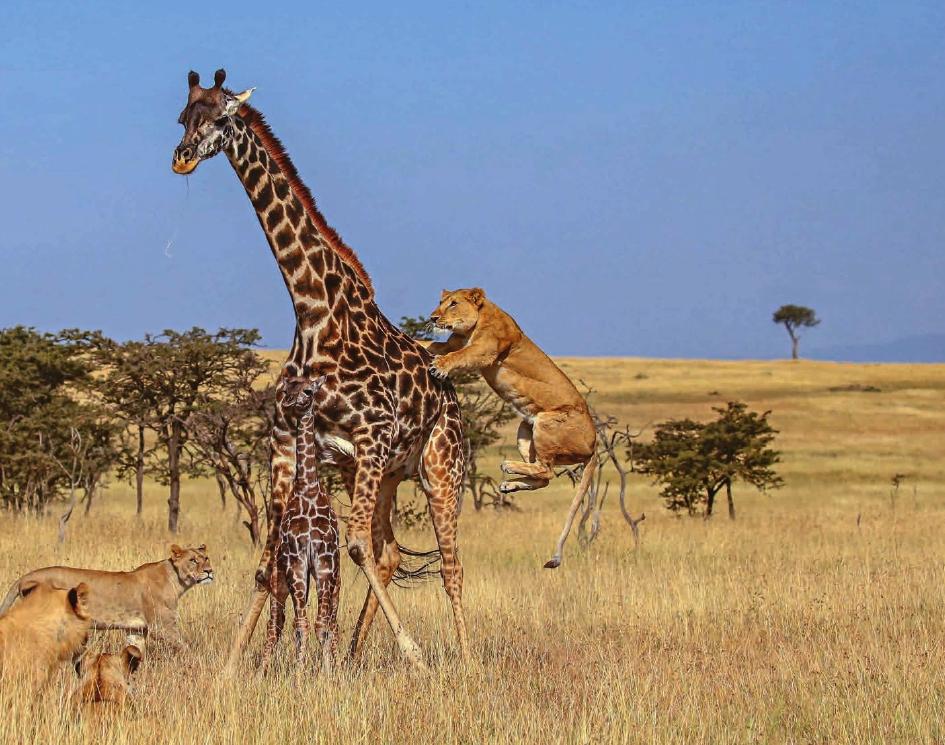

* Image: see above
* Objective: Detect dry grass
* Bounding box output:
[1,358,944,744]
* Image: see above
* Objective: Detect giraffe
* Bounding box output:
[172,69,468,671]
[260,376,340,675]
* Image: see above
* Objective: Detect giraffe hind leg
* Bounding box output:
[420,408,470,663]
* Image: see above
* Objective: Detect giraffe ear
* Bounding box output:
[213,69,226,88]
[223,88,255,115]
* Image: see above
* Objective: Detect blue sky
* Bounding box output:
[1,2,943,358]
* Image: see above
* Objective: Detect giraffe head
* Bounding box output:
[282,376,327,415]
[172,68,255,175]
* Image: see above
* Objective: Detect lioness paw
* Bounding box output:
[429,363,449,381]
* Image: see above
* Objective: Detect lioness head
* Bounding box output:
[429,288,486,335]
[18,581,91,623]
[74,645,142,705]
[169,544,214,588]
[4,582,92,682]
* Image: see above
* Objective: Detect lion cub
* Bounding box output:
[428,287,598,568]
[0,581,91,692]
[0,545,213,649]
[74,645,142,706]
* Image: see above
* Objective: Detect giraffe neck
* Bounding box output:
[224,112,373,352]
[294,411,321,493]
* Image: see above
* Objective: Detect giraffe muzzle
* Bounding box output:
[172,145,199,174]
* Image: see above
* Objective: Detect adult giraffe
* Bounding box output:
[171,69,468,670]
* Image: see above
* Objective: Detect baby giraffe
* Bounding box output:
[260,376,341,676]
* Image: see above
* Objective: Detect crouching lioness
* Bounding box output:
[427,288,598,568]
[0,581,91,691]
[74,645,142,706]
[0,545,212,649]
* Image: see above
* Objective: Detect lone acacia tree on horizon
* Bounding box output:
[773,304,820,360]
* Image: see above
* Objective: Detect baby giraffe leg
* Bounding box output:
[259,592,286,673]
[314,556,340,674]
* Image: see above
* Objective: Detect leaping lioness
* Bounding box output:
[427,288,598,568]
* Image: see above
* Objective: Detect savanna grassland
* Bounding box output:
[1,358,943,744]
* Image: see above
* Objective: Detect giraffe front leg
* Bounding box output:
[259,556,289,674]
[348,476,401,664]
[225,405,296,676]
[259,592,286,674]
[346,441,426,670]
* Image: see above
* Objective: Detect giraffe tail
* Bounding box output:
[392,544,441,587]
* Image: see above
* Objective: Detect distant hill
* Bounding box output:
[809,333,945,363]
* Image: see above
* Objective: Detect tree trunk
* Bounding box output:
[705,486,716,518]
[791,334,799,360]
[726,479,736,520]
[215,471,228,510]
[83,478,97,515]
[58,484,79,544]
[242,497,261,545]
[135,424,145,516]
[167,420,181,533]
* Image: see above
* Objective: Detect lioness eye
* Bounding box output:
[449,301,457,308]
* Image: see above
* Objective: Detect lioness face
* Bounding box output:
[430,288,485,335]
[169,544,214,587]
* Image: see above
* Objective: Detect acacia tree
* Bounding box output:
[772,304,820,360]
[149,328,266,533]
[77,334,163,516]
[185,352,274,545]
[0,327,120,514]
[634,401,783,519]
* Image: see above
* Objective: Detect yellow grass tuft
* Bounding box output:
[1,358,943,743]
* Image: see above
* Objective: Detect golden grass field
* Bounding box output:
[1,358,944,744]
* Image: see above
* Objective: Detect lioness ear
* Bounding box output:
[467,287,486,307]
[440,289,450,300]
[19,579,41,599]
[196,543,207,553]
[169,544,185,559]
[68,583,91,620]
[123,645,143,676]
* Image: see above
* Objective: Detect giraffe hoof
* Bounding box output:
[498,481,516,494]
[543,558,561,569]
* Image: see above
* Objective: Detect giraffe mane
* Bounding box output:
[237,104,375,298]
